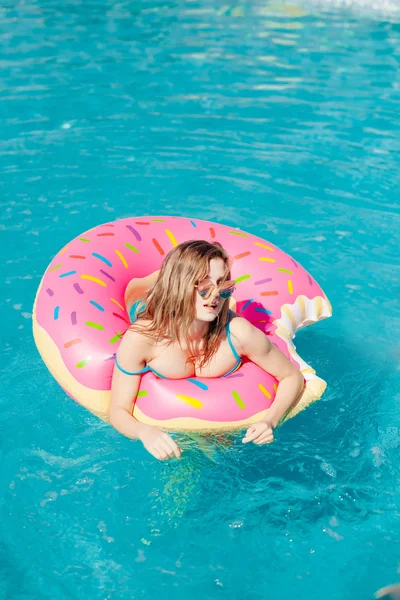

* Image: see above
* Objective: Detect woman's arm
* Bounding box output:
[110,330,182,460]
[230,317,304,443]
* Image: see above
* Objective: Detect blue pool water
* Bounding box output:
[1,1,399,598]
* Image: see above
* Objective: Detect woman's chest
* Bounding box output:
[148,338,238,379]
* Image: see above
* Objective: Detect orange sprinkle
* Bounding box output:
[153,238,164,255]
[261,291,279,296]
[136,221,150,225]
[210,227,216,239]
[234,251,251,260]
[97,233,114,237]
[64,338,81,348]
[69,255,86,259]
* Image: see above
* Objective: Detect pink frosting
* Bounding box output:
[35,216,328,422]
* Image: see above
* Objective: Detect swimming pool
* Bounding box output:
[1,0,399,598]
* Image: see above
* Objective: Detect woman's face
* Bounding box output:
[194,258,229,322]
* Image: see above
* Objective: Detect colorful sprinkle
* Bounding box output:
[152,219,164,223]
[49,264,62,272]
[261,291,278,296]
[103,224,115,227]
[235,274,251,284]
[187,378,209,391]
[232,390,246,409]
[79,238,90,243]
[254,242,274,250]
[97,233,114,237]
[273,383,278,392]
[113,312,130,324]
[210,227,216,239]
[46,288,54,296]
[59,245,69,255]
[136,221,150,225]
[81,275,107,287]
[125,243,138,253]
[190,220,197,228]
[100,269,115,282]
[241,299,254,312]
[86,322,104,330]
[92,252,112,267]
[259,257,276,263]
[255,278,272,285]
[54,306,59,320]
[59,270,77,278]
[109,333,122,344]
[74,283,84,294]
[255,307,272,315]
[278,268,293,274]
[307,274,313,286]
[90,300,105,311]
[229,231,248,237]
[126,225,141,241]
[234,251,251,260]
[115,250,128,268]
[288,280,293,294]
[258,383,271,399]
[71,312,77,325]
[165,229,178,247]
[110,298,125,312]
[176,394,203,409]
[291,258,299,268]
[153,238,164,255]
[69,255,86,259]
[137,390,148,398]
[76,357,92,368]
[64,339,81,348]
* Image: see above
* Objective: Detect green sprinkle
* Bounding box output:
[151,219,164,222]
[79,238,91,243]
[109,333,122,344]
[235,274,251,284]
[232,390,246,410]
[125,243,138,253]
[137,390,148,398]
[229,231,248,237]
[86,322,104,330]
[49,264,62,272]
[76,357,91,368]
[278,268,293,274]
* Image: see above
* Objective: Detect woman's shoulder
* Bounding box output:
[118,326,154,361]
[228,312,254,337]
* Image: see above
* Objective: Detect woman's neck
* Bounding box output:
[188,318,209,341]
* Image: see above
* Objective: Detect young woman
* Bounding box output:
[110,240,304,460]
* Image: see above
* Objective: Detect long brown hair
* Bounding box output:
[130,240,232,368]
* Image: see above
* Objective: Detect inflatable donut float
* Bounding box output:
[32,216,332,431]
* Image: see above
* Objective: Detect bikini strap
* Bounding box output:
[225,312,241,362]
[114,356,150,376]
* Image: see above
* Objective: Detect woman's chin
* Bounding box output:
[196,309,219,322]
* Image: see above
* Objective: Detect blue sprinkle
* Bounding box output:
[59,270,77,278]
[90,300,105,312]
[255,307,272,315]
[54,306,60,320]
[92,252,113,267]
[241,299,254,312]
[190,220,197,228]
[187,378,208,391]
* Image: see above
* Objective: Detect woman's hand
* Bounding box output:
[139,424,182,460]
[242,421,274,445]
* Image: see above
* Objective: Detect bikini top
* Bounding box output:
[114,302,242,380]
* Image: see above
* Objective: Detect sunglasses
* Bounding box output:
[195,279,236,300]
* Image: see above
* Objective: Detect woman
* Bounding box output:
[110,240,304,460]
